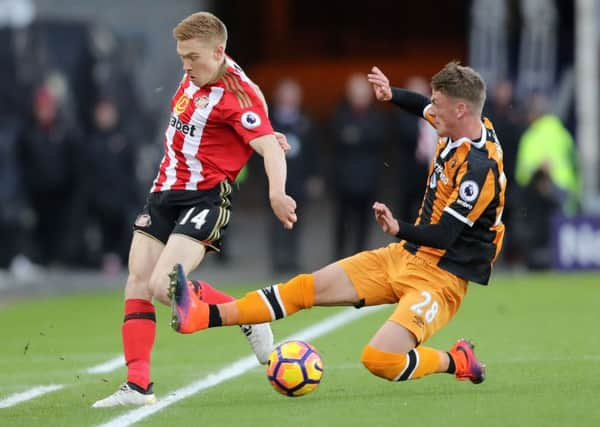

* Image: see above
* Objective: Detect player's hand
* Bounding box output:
[367,66,392,102]
[372,201,399,236]
[270,192,297,229]
[274,131,291,152]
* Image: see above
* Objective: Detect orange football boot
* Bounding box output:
[449,339,486,384]
[168,264,210,333]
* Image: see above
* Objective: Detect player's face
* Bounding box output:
[177,38,225,87]
[429,90,463,139]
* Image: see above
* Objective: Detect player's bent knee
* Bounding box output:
[361,345,397,381]
[124,273,153,300]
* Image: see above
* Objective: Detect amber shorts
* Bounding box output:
[338,243,468,344]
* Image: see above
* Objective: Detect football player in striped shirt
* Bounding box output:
[93,12,297,407]
[169,62,505,387]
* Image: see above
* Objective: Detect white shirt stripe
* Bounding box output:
[184,87,224,190]
[161,83,199,191]
[444,206,474,227]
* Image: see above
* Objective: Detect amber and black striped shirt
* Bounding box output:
[392,89,506,285]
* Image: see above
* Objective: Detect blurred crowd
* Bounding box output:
[0,9,580,283]
[0,17,158,280]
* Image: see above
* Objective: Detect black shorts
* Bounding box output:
[133,181,233,251]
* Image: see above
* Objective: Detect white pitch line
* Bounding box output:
[0,384,65,408]
[86,356,126,374]
[98,305,387,427]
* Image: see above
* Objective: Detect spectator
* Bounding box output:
[17,84,85,266]
[268,78,322,273]
[485,80,525,184]
[84,97,140,273]
[484,80,526,265]
[512,167,562,270]
[331,73,387,258]
[0,116,33,273]
[515,93,580,215]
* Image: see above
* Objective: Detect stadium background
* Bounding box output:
[1,0,597,296]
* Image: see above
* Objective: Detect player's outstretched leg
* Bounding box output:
[448,339,486,384]
[169,263,315,333]
[361,341,486,384]
[362,345,453,381]
[169,264,211,332]
[192,278,273,364]
[168,264,274,364]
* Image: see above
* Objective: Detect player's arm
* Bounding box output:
[250,135,297,229]
[367,66,430,117]
[374,160,499,248]
[373,202,464,249]
[251,82,291,152]
[251,82,269,116]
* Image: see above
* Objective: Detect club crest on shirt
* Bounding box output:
[194,95,210,109]
[241,111,261,129]
[134,214,152,228]
[174,95,190,114]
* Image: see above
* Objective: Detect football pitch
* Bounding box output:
[1,273,599,427]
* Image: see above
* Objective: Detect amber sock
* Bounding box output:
[361,345,447,381]
[215,274,315,326]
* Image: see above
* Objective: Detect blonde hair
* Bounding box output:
[173,12,227,45]
[431,61,486,114]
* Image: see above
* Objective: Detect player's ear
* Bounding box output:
[214,43,225,61]
[456,101,467,119]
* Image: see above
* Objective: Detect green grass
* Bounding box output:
[1,272,599,427]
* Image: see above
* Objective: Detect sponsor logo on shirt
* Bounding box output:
[169,115,197,136]
[433,162,449,184]
[174,94,190,115]
[429,172,437,189]
[455,198,473,210]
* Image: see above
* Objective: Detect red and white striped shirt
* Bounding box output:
[151,57,274,192]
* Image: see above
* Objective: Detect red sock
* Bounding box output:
[193,280,234,304]
[122,299,155,389]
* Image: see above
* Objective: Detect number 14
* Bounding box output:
[180,208,209,230]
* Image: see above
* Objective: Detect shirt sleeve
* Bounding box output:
[444,160,497,227]
[226,84,274,144]
[395,214,465,249]
[390,88,437,129]
[390,88,430,115]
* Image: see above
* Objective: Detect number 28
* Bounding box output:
[409,291,439,324]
